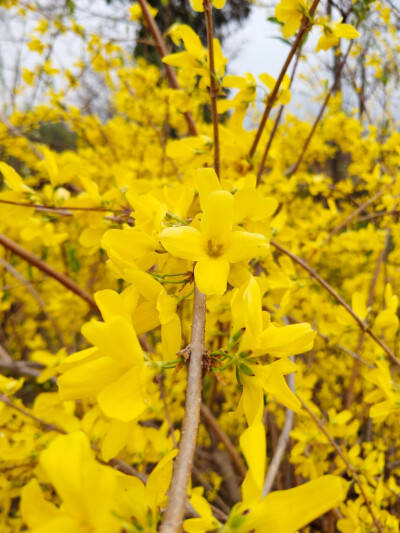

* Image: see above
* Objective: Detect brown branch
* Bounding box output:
[200,403,247,480]
[161,285,207,533]
[203,0,220,178]
[249,0,320,159]
[299,397,382,533]
[0,198,126,214]
[270,240,400,367]
[0,256,65,345]
[0,233,98,311]
[137,0,197,136]
[256,47,302,185]
[288,41,353,176]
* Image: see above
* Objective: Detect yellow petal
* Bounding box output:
[240,422,266,492]
[58,357,121,400]
[201,190,234,242]
[225,231,269,263]
[161,314,181,360]
[39,432,98,517]
[255,475,348,532]
[82,316,143,368]
[20,479,61,529]
[257,323,316,357]
[334,23,360,39]
[259,72,275,91]
[146,449,178,508]
[97,367,147,422]
[160,226,205,261]
[195,257,230,295]
[195,168,221,211]
[94,290,132,323]
[241,375,264,425]
[0,162,33,193]
[189,0,204,11]
[101,419,133,461]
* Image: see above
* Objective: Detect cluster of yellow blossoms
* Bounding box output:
[0,0,399,532]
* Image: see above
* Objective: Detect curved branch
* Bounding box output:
[0,233,98,311]
[270,240,400,367]
[299,397,382,533]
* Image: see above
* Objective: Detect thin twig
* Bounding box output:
[0,393,144,481]
[161,285,207,533]
[288,41,353,176]
[0,233,98,311]
[256,47,302,185]
[299,397,382,533]
[270,240,400,367]
[0,256,65,345]
[137,0,197,136]
[249,0,320,159]
[204,0,220,178]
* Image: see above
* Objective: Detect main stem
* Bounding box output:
[161,285,207,533]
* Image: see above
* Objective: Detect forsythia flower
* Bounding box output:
[184,422,348,533]
[275,0,308,38]
[315,20,360,51]
[58,291,151,422]
[160,190,269,295]
[21,432,177,533]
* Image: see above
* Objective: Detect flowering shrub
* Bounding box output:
[0,0,399,532]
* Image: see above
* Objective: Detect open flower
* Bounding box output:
[160,190,269,295]
[315,19,360,51]
[275,0,308,38]
[58,294,150,422]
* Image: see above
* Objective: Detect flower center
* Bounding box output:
[207,239,224,258]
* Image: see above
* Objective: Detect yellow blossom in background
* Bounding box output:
[275,0,308,38]
[315,19,360,51]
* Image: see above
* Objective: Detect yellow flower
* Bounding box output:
[160,190,269,295]
[315,20,360,52]
[189,0,226,12]
[259,72,291,106]
[275,0,308,38]
[58,291,150,422]
[21,432,178,533]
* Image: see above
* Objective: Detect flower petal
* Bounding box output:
[160,226,204,261]
[195,257,229,295]
[58,357,121,400]
[97,367,147,422]
[200,190,234,242]
[225,231,269,263]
